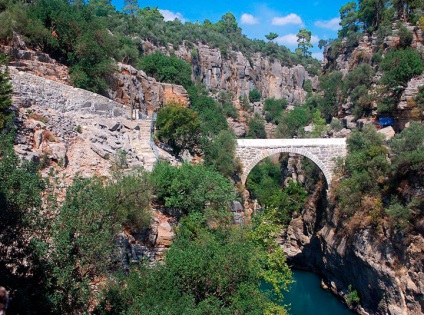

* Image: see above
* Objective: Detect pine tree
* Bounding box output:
[0,53,12,129]
[123,0,139,15]
[296,29,313,57]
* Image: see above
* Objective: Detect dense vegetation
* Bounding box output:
[320,0,424,119]
[0,0,319,94]
[333,123,424,232]
[0,133,294,314]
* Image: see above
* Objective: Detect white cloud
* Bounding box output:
[272,13,303,26]
[241,13,259,25]
[314,17,341,31]
[159,9,187,23]
[311,35,319,44]
[312,52,324,61]
[275,34,320,46]
[275,34,298,46]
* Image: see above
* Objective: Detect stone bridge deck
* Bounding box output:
[236,138,347,186]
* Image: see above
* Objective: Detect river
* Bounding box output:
[283,270,354,315]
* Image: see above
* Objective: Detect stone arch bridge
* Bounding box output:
[235,138,347,187]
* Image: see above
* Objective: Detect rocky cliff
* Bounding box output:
[280,180,424,315]
[142,41,318,105]
[323,23,424,130]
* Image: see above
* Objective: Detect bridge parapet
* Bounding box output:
[235,138,347,187]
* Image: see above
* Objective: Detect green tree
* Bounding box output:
[47,172,152,313]
[156,102,202,156]
[381,47,424,91]
[265,32,278,41]
[277,106,311,138]
[248,113,267,138]
[343,63,375,118]
[296,29,313,57]
[338,2,360,37]
[139,51,193,88]
[310,110,328,137]
[319,71,344,121]
[358,0,387,32]
[151,162,236,217]
[188,85,229,137]
[0,53,12,129]
[123,0,138,15]
[264,97,288,124]
[98,216,291,314]
[216,12,241,34]
[204,130,239,178]
[249,88,261,102]
[318,39,328,49]
[335,126,390,216]
[0,132,49,313]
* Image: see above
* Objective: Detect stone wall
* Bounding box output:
[11,68,127,118]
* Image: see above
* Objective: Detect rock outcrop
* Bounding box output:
[107,63,189,115]
[280,182,424,315]
[142,41,318,105]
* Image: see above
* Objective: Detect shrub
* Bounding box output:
[139,51,192,88]
[277,106,310,138]
[248,88,261,102]
[0,53,12,129]
[398,24,413,48]
[156,102,202,156]
[204,130,240,178]
[263,97,288,124]
[346,285,360,306]
[247,113,266,138]
[380,48,424,89]
[151,162,236,216]
[188,85,228,137]
[240,94,252,112]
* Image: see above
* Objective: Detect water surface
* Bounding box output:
[283,270,354,315]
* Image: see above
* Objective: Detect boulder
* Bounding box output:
[378,126,396,140]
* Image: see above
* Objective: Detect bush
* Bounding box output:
[156,102,202,156]
[151,162,236,217]
[277,106,310,138]
[335,126,389,216]
[247,113,266,138]
[139,51,193,88]
[381,48,424,89]
[398,24,413,48]
[240,94,252,112]
[188,85,228,137]
[204,130,240,178]
[248,88,261,102]
[264,97,288,124]
[46,172,152,313]
[0,53,12,129]
[98,217,291,314]
[310,110,328,137]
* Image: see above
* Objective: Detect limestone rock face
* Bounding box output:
[142,41,318,105]
[280,182,424,315]
[107,63,189,115]
[324,23,424,74]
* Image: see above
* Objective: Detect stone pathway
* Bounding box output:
[129,120,157,171]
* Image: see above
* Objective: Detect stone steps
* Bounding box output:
[129,120,157,171]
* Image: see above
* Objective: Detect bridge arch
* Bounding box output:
[235,138,347,188]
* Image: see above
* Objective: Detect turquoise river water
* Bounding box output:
[282,270,354,315]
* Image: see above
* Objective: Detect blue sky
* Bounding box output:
[112,0,350,60]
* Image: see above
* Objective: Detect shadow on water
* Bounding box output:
[282,270,355,315]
